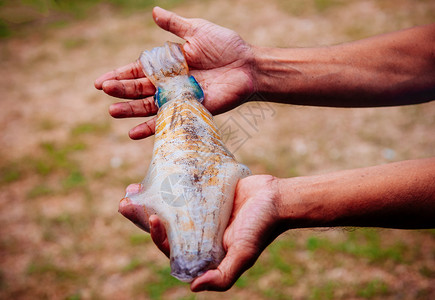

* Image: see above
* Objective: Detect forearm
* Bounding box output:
[276,157,435,229]
[252,24,435,107]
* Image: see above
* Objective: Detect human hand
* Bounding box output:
[120,175,284,291]
[95,6,257,140]
[190,175,282,291]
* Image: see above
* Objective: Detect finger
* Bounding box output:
[102,79,155,99]
[118,196,150,232]
[149,215,170,258]
[94,62,145,89]
[190,246,255,292]
[109,97,158,118]
[129,118,157,140]
[153,6,193,39]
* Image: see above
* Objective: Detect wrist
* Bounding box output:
[274,177,308,229]
[249,45,290,102]
[250,45,283,101]
[251,44,363,107]
[274,175,337,229]
[250,45,319,103]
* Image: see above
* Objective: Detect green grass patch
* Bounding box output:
[309,281,336,300]
[0,162,21,184]
[0,19,10,38]
[234,275,248,288]
[237,240,298,292]
[129,233,151,246]
[144,265,185,300]
[341,229,405,263]
[37,212,93,238]
[306,236,328,252]
[306,229,406,263]
[239,237,300,290]
[62,170,86,191]
[70,121,111,136]
[122,257,144,273]
[17,141,90,195]
[356,279,390,299]
[27,258,79,281]
[313,0,343,12]
[31,157,54,176]
[268,239,295,274]
[65,292,82,300]
[14,140,91,197]
[27,183,54,199]
[30,141,86,177]
[244,260,268,280]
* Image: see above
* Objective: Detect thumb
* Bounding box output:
[190,246,256,292]
[153,6,192,39]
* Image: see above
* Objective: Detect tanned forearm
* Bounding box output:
[252,24,435,107]
[276,157,435,229]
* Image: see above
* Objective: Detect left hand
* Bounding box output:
[95,6,257,140]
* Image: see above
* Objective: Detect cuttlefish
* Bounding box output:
[118,42,251,282]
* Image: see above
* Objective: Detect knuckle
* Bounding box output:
[133,80,140,98]
[132,65,140,78]
[119,82,126,97]
[114,69,121,80]
[138,81,145,96]
[127,102,135,117]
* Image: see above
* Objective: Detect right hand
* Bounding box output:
[190,175,284,292]
[123,175,285,292]
[94,6,257,140]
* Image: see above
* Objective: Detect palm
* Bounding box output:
[190,175,282,292]
[225,176,279,249]
[181,20,255,114]
[94,8,255,139]
[220,176,281,278]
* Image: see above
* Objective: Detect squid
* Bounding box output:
[118,42,251,283]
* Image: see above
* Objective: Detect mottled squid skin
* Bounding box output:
[119,42,250,282]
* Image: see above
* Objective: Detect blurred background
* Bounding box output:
[0,0,434,299]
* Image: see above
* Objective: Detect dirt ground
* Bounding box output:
[0,0,434,299]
